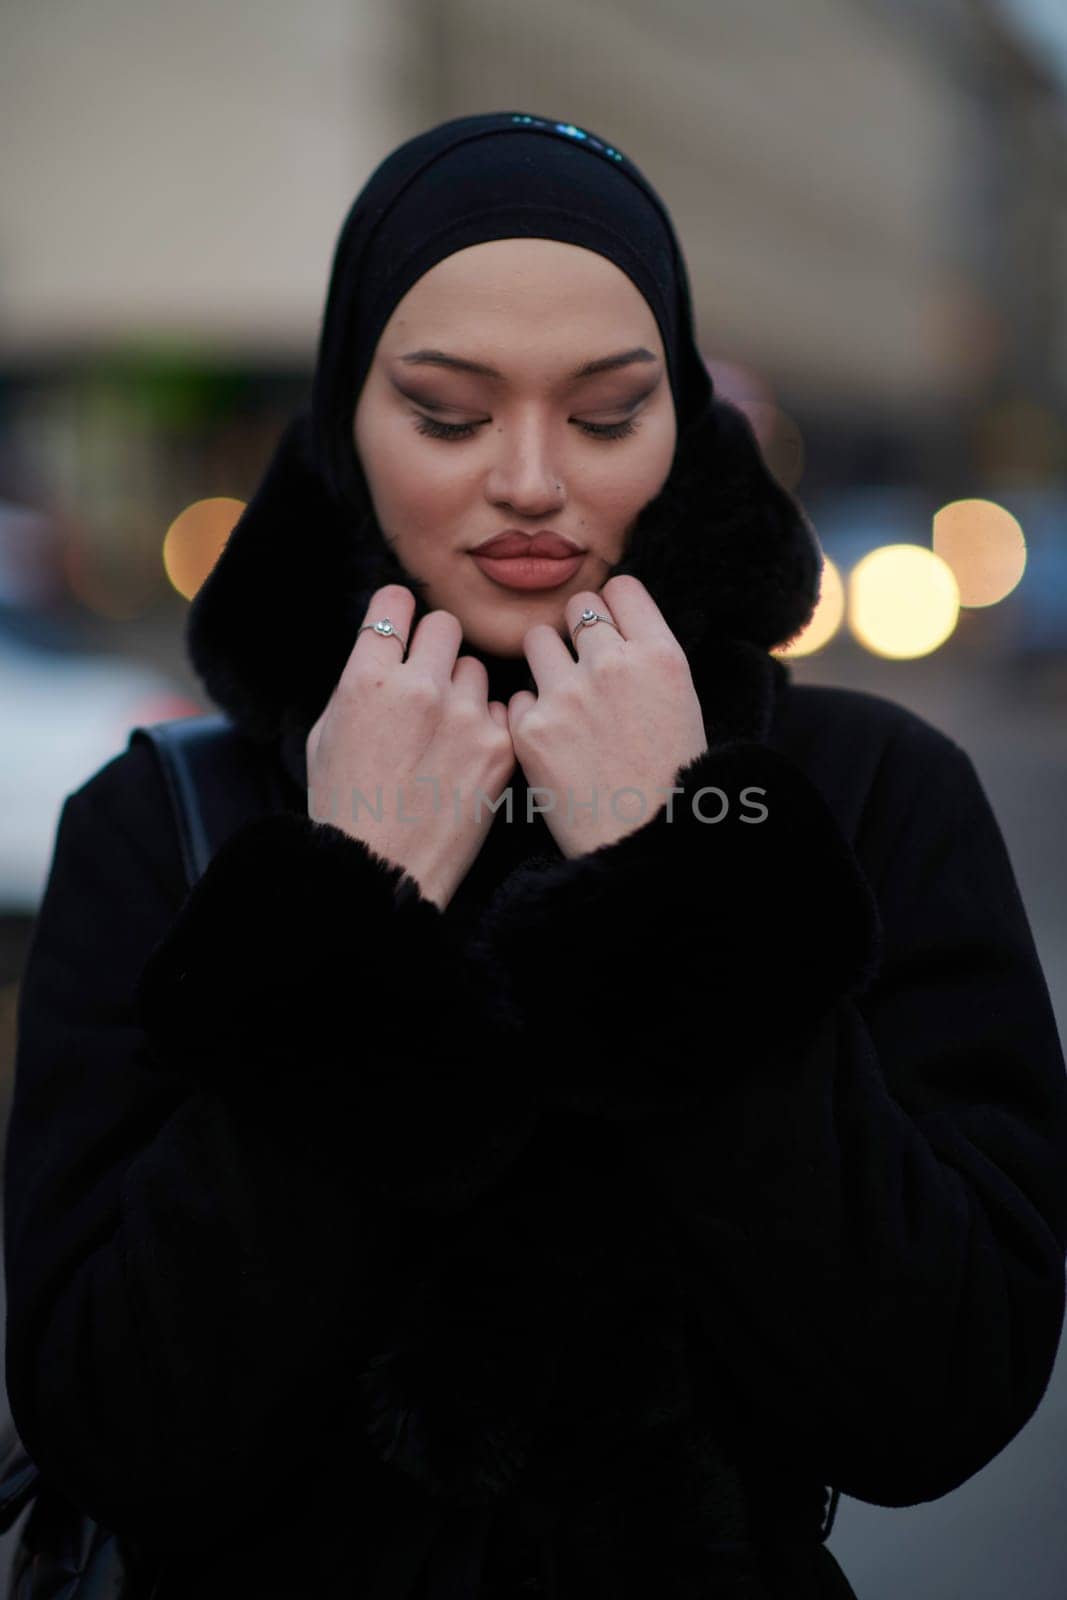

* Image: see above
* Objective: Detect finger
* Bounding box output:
[347,585,416,678]
[451,653,489,703]
[564,589,626,658]
[599,573,679,649]
[507,688,538,734]
[405,608,464,689]
[487,700,509,729]
[522,621,574,694]
[306,717,321,770]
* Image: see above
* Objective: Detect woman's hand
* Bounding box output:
[507,575,708,859]
[305,584,516,910]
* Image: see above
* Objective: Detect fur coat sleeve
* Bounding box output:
[477,705,1067,1513]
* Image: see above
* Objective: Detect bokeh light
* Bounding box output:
[774,557,845,657]
[163,497,245,600]
[932,497,1026,607]
[848,544,960,659]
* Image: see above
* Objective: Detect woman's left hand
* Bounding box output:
[507,575,709,859]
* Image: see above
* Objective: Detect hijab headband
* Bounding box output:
[309,110,713,517]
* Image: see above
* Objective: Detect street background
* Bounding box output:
[1,1,1065,1595]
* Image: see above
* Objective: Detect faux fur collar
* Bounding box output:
[184,395,822,790]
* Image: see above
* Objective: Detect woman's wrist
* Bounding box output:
[394,869,449,912]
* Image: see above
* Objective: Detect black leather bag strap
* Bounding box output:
[127,711,291,890]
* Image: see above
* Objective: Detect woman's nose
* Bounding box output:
[486,425,566,514]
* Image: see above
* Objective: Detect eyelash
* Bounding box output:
[412,413,641,442]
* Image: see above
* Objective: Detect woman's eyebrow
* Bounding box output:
[395,347,660,382]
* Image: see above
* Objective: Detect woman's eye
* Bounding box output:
[411,413,641,442]
[412,414,482,440]
[579,417,641,440]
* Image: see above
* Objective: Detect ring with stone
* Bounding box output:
[357,617,408,652]
[571,607,621,645]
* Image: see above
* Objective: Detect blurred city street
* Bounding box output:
[794,643,1067,1599]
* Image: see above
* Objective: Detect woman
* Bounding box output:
[5,110,1067,1600]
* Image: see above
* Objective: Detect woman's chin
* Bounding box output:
[459,605,568,659]
[463,631,531,661]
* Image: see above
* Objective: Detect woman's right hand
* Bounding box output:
[305,584,516,911]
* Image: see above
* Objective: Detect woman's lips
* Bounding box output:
[470,551,584,590]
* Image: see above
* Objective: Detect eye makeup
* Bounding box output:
[412,413,642,442]
[394,378,659,444]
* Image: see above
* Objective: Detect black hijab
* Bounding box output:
[309,109,712,517]
[183,110,823,786]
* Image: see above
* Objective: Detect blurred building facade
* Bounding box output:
[0,0,1063,621]
[2,1,1064,396]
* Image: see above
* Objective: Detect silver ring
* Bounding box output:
[357,617,408,652]
[571,607,621,645]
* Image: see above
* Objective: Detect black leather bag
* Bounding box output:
[0,713,286,1599]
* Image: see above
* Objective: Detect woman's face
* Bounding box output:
[352,237,678,658]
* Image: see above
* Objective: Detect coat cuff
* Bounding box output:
[481,740,883,1118]
[134,811,539,1211]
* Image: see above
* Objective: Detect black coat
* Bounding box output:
[6,399,1067,1600]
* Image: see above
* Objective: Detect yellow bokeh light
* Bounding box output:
[163,498,246,601]
[848,544,959,659]
[932,498,1026,607]
[774,557,844,657]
